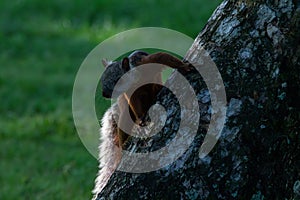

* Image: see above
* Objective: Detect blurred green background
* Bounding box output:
[0,0,221,199]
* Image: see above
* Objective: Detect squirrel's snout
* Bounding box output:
[102,91,112,98]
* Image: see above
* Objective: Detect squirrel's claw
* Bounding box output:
[136,116,148,127]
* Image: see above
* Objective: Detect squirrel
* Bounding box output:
[100,51,192,147]
[92,51,192,197]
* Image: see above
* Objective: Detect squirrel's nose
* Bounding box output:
[102,91,111,98]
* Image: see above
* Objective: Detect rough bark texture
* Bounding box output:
[96,0,300,199]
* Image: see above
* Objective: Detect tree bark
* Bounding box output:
[96,0,300,199]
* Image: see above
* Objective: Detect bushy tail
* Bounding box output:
[92,103,121,198]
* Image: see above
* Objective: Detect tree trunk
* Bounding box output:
[95,0,300,199]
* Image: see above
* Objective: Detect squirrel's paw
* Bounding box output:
[136,115,149,127]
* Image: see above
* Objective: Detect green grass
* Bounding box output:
[0,0,221,199]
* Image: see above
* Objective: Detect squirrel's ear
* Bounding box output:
[121,57,130,71]
[102,59,112,68]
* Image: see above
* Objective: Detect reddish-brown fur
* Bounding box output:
[116,52,192,147]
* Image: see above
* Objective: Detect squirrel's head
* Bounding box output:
[100,50,149,99]
[100,57,131,98]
